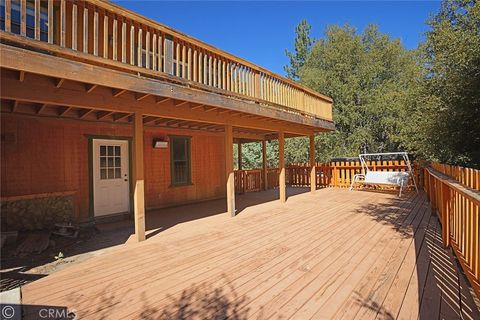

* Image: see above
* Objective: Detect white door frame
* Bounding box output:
[89,137,132,218]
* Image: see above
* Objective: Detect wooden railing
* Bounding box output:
[234,160,420,193]
[234,169,263,194]
[289,160,420,189]
[424,166,480,299]
[431,163,479,191]
[0,0,332,120]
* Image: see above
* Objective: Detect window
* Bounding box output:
[100,145,122,180]
[170,136,191,186]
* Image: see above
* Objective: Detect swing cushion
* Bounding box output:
[363,171,409,187]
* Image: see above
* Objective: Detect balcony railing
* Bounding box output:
[0,0,333,121]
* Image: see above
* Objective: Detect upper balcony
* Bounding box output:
[0,0,333,130]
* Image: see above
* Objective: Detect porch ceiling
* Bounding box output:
[0,66,324,138]
[0,68,313,142]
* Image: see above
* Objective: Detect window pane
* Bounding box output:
[115,146,121,156]
[108,168,114,179]
[100,168,107,180]
[172,138,186,161]
[174,161,187,184]
[100,146,106,156]
[114,168,121,179]
[107,146,114,156]
[115,157,121,167]
[100,157,107,168]
[108,157,114,167]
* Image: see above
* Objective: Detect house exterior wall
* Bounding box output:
[1,114,226,226]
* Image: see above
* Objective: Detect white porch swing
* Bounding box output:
[349,152,418,196]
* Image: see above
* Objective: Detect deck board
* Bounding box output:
[21,189,479,319]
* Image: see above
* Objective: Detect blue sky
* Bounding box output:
[114,1,441,75]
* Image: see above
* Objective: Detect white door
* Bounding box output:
[93,139,130,216]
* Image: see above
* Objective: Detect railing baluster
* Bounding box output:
[112,18,118,60]
[182,44,186,78]
[198,52,202,83]
[137,27,142,67]
[213,57,217,87]
[103,14,108,58]
[93,10,98,55]
[34,0,40,40]
[83,6,88,53]
[226,63,231,91]
[129,24,134,65]
[47,0,54,43]
[20,0,26,36]
[145,30,150,68]
[121,21,126,63]
[152,33,157,71]
[72,3,77,50]
[59,0,66,46]
[203,53,207,85]
[158,34,163,72]
[4,0,11,32]
[187,47,192,80]
[222,61,226,90]
[208,56,212,86]
[193,49,198,82]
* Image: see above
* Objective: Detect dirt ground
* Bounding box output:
[0,220,134,292]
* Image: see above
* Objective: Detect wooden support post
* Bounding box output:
[279,131,286,203]
[262,140,268,190]
[238,142,242,171]
[309,134,316,192]
[133,112,146,242]
[225,124,235,217]
[441,182,451,247]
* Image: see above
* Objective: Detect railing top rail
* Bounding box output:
[426,167,480,206]
[89,0,332,103]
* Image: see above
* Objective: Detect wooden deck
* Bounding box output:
[21,188,479,319]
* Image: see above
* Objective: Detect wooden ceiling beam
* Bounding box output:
[136,93,151,101]
[112,88,127,98]
[113,113,132,122]
[78,109,95,119]
[85,84,98,93]
[57,106,71,116]
[97,111,114,120]
[155,97,171,104]
[190,104,205,110]
[174,100,189,107]
[11,100,18,112]
[154,118,171,125]
[143,116,158,125]
[205,107,217,113]
[37,103,48,114]
[55,78,65,88]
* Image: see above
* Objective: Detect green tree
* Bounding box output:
[299,24,421,161]
[285,20,313,80]
[401,0,480,167]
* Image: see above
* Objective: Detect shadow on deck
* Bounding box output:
[145,186,310,239]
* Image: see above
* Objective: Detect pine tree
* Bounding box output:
[284,20,313,80]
